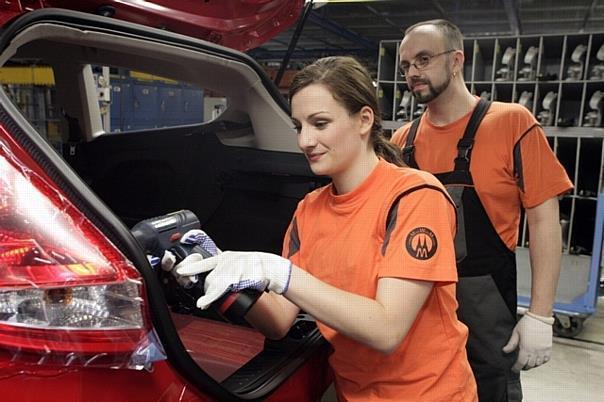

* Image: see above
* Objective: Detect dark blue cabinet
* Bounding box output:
[109,74,203,132]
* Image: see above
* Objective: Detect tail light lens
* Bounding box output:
[0,125,156,368]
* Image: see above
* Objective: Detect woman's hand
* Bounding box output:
[175,251,292,309]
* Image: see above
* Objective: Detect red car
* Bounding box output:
[0,3,331,402]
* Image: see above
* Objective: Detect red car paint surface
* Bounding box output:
[0,353,331,402]
[0,0,303,51]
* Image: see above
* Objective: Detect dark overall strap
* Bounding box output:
[433,98,491,263]
[453,98,491,174]
[401,99,491,173]
[401,117,421,168]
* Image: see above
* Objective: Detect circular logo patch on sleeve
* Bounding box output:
[406,227,438,260]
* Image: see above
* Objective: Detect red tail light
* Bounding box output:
[0,124,153,368]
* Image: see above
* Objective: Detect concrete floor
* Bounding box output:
[522,296,604,402]
[321,295,604,402]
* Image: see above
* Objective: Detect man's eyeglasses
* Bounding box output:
[399,49,456,78]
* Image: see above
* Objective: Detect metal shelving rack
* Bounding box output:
[377,33,604,337]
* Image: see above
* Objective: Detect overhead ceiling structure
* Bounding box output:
[249,0,604,67]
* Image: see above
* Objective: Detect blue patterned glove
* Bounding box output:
[180,229,220,256]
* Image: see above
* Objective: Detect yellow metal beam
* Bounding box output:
[0,67,179,86]
[0,66,55,86]
[129,71,178,85]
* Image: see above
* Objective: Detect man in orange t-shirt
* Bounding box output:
[281,160,476,401]
[392,20,573,401]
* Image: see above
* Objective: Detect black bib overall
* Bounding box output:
[402,99,522,402]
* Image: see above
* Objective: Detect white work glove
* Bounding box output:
[146,254,161,268]
[159,229,220,288]
[179,229,221,256]
[160,250,199,288]
[502,311,554,372]
[175,251,292,309]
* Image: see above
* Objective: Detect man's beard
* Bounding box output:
[411,72,452,103]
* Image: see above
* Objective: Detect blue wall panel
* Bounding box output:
[110,75,204,132]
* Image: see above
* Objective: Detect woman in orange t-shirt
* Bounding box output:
[173,56,477,401]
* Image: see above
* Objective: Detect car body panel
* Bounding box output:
[0,0,303,51]
[0,354,331,402]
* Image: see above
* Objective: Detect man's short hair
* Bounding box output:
[405,19,464,51]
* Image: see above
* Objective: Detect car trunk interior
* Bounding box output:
[0,17,330,400]
[64,123,328,397]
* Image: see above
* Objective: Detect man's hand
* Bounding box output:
[175,251,292,309]
[502,311,554,372]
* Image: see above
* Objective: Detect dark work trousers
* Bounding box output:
[402,99,522,402]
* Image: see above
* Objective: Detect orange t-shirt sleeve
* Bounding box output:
[281,212,303,268]
[378,187,458,283]
[516,126,574,208]
[390,123,411,147]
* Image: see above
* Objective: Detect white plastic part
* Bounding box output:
[542,91,558,110]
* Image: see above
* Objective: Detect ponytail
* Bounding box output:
[373,134,406,167]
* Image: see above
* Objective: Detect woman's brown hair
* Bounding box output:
[289,56,404,167]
